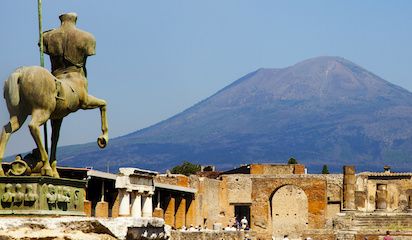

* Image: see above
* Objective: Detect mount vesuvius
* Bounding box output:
[56,56,412,173]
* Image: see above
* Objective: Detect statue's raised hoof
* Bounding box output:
[97,135,108,148]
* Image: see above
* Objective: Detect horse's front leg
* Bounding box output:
[82,94,108,148]
[50,118,63,178]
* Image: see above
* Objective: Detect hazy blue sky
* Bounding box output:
[1,1,411,157]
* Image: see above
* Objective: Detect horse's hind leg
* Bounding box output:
[82,94,108,148]
[28,109,52,177]
[50,118,62,178]
[0,113,28,176]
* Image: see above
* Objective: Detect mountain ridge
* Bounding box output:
[54,56,412,173]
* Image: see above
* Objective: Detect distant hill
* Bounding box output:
[56,56,412,173]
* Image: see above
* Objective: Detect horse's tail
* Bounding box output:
[4,68,22,107]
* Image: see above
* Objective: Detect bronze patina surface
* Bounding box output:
[0,13,108,178]
[0,176,86,215]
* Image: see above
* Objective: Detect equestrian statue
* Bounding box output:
[0,13,108,177]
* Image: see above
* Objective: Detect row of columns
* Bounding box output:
[163,193,195,229]
[119,190,154,217]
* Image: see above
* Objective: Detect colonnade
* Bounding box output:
[118,190,154,217]
[115,168,157,218]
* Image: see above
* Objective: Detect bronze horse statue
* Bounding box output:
[0,13,108,177]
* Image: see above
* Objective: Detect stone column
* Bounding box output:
[343,166,356,210]
[131,191,142,217]
[175,196,186,229]
[119,189,130,216]
[164,194,175,226]
[142,192,153,217]
[186,196,196,226]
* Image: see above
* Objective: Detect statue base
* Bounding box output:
[0,176,86,216]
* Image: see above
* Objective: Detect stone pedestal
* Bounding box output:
[95,201,109,218]
[119,190,130,216]
[0,176,86,216]
[153,207,164,218]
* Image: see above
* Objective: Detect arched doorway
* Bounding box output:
[271,185,308,236]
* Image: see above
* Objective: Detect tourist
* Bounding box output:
[225,224,236,231]
[224,224,232,231]
[383,231,393,240]
[188,224,196,232]
[241,216,248,230]
[282,234,290,240]
[235,217,241,230]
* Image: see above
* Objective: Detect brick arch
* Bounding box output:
[250,177,327,239]
[270,184,308,237]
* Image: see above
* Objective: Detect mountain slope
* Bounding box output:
[57,56,412,173]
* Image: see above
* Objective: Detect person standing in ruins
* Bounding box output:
[241,216,248,230]
[383,231,393,240]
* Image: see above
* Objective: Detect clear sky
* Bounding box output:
[1,1,411,157]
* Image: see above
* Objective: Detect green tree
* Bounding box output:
[322,164,330,174]
[287,157,298,164]
[170,161,201,176]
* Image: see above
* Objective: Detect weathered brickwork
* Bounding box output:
[250,164,305,175]
[251,176,327,239]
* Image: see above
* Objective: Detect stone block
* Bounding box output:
[293,164,306,174]
[84,200,92,217]
[95,201,109,218]
[153,207,164,218]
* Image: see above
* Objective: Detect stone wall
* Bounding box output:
[222,175,252,204]
[198,177,222,229]
[250,175,327,240]
[155,174,190,187]
[250,164,304,175]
